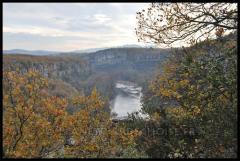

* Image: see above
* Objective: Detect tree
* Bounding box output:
[3,70,68,158]
[136,33,237,158]
[136,3,237,46]
[133,3,237,157]
[63,87,143,158]
[3,70,144,158]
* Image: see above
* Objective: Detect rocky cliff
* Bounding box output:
[79,47,170,71]
[3,54,91,81]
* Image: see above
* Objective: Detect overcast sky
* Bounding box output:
[3,3,151,51]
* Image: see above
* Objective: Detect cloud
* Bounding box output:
[93,14,111,24]
[3,26,66,37]
[3,24,128,39]
[3,3,151,51]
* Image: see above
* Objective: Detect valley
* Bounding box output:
[3,2,237,158]
[3,47,170,116]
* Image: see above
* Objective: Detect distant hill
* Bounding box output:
[71,47,108,54]
[3,49,62,55]
[3,44,155,56]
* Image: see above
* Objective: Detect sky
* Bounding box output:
[3,3,151,51]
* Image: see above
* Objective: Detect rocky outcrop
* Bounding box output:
[3,55,91,82]
[79,48,170,71]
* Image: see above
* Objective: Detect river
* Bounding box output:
[110,81,143,119]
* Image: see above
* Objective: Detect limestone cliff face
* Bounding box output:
[3,55,91,83]
[79,48,170,71]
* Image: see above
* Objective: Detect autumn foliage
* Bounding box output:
[3,70,142,158]
[132,33,237,158]
[133,3,237,158]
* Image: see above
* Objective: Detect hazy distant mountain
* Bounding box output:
[3,49,61,55]
[69,44,145,53]
[71,47,108,53]
[114,44,143,48]
[70,44,145,53]
[3,44,155,56]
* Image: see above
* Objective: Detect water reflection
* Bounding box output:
[111,81,142,119]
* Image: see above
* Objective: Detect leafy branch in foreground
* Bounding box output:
[136,3,237,46]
